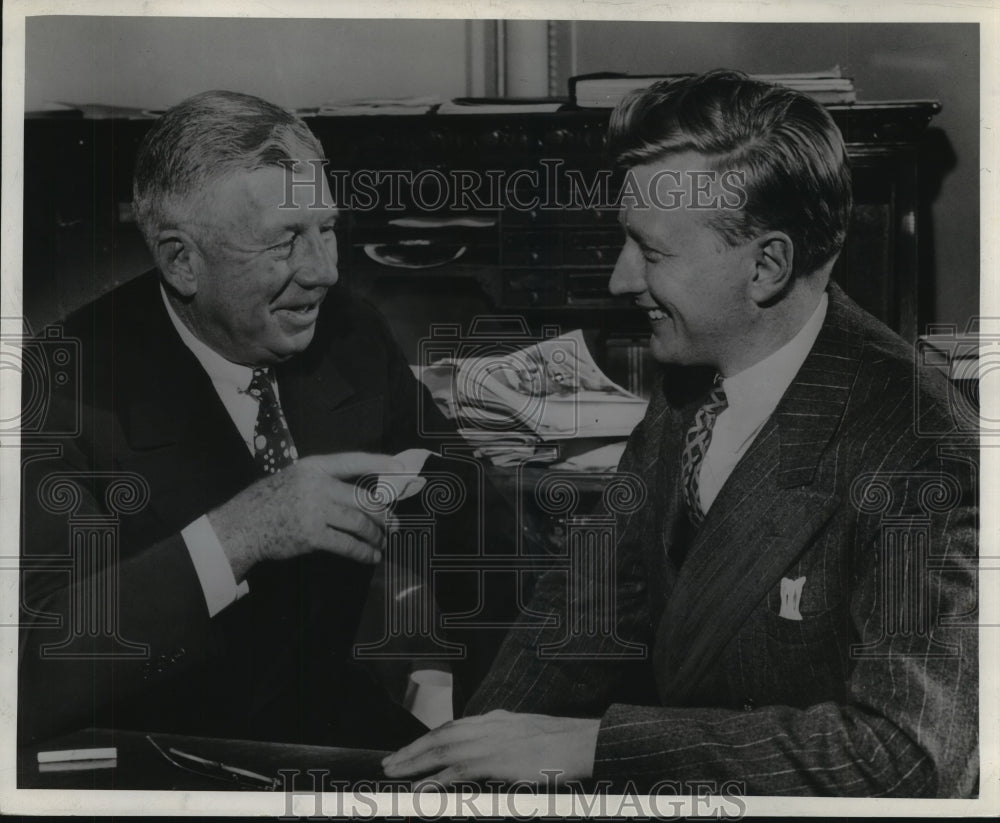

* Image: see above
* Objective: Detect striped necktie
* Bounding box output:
[680,381,728,528]
[247,368,298,475]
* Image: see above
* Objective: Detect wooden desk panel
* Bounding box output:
[24,102,939,346]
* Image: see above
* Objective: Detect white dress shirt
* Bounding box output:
[698,292,828,515]
[161,287,263,616]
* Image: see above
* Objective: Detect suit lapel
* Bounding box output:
[274,291,402,457]
[114,279,257,531]
[652,285,864,703]
[653,429,841,703]
[114,276,382,531]
[650,393,703,600]
[276,348,358,457]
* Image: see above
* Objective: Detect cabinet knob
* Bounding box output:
[425,130,448,150]
[547,128,570,147]
[481,129,504,148]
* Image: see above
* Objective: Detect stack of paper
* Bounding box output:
[571,67,856,108]
[317,96,440,115]
[414,330,648,466]
[437,97,565,115]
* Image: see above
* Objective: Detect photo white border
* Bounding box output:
[2,0,997,816]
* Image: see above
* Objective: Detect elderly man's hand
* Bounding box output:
[208,451,403,580]
[381,710,601,787]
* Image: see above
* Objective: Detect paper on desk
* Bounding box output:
[39,759,117,773]
[550,441,628,472]
[414,330,648,438]
[375,448,432,504]
[404,669,454,729]
[318,95,440,115]
[38,747,117,763]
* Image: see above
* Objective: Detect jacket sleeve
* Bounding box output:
[362,299,541,700]
[467,417,979,797]
[592,457,978,797]
[465,405,662,718]
[18,429,219,745]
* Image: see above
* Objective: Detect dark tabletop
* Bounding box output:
[19,727,393,791]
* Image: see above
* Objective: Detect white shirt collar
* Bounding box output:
[721,291,829,419]
[160,285,255,390]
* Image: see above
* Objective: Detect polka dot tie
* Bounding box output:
[247,368,298,475]
[680,381,728,528]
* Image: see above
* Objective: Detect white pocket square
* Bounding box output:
[779,576,807,621]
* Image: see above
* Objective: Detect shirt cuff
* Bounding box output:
[181,515,250,617]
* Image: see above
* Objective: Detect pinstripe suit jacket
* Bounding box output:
[466,284,978,797]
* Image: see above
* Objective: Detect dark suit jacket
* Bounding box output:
[18,272,511,747]
[467,284,978,797]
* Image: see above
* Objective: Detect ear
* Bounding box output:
[748,231,794,305]
[153,229,202,298]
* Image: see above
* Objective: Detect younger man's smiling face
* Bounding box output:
[609,151,760,374]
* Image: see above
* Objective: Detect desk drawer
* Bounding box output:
[501,270,566,306]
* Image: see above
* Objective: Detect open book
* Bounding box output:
[415,330,648,439]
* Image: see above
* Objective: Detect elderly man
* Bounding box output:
[382,71,979,797]
[18,91,510,749]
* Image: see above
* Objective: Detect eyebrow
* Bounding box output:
[263,208,340,238]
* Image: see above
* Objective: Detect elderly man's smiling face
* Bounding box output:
[179,161,339,366]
